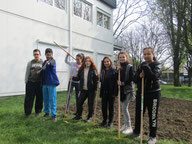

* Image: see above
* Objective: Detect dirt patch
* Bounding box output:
[57,97,192,143]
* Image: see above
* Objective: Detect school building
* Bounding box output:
[0,0,116,97]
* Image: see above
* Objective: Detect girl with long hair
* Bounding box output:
[72,56,98,122]
[100,57,116,128]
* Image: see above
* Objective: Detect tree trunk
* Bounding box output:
[173,55,181,86]
[188,69,192,87]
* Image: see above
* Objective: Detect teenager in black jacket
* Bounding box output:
[100,57,116,128]
[133,47,161,144]
[73,56,98,122]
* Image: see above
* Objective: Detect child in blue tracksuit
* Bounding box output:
[41,48,60,121]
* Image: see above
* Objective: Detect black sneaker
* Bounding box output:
[52,115,57,122]
[99,121,107,127]
[132,132,140,138]
[43,113,49,118]
[107,122,113,128]
[72,116,82,120]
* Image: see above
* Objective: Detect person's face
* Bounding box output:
[104,58,111,69]
[119,54,127,63]
[85,58,91,67]
[76,56,82,65]
[33,51,41,61]
[45,53,52,60]
[143,49,154,63]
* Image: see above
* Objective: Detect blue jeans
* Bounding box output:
[42,85,57,117]
[66,81,80,113]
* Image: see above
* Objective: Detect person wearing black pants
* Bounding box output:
[133,47,161,144]
[25,81,43,115]
[73,56,98,122]
[24,49,43,117]
[77,90,96,119]
[100,56,116,128]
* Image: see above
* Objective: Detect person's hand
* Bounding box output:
[67,52,71,56]
[117,80,122,86]
[95,90,98,94]
[46,61,50,65]
[117,65,121,70]
[139,71,145,78]
[70,75,73,79]
[36,71,40,74]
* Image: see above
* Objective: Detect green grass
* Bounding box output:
[161,85,192,101]
[0,85,191,144]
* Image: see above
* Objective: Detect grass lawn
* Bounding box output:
[0,85,191,144]
[161,85,192,101]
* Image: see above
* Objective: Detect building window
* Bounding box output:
[74,0,92,22]
[40,0,53,6]
[40,0,66,10]
[55,0,66,10]
[97,10,110,29]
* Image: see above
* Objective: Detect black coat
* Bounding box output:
[77,67,98,91]
[100,67,116,98]
[133,61,161,93]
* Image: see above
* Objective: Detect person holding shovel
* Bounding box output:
[99,56,116,128]
[24,49,43,118]
[115,51,135,135]
[72,56,98,122]
[133,47,161,144]
[41,48,60,122]
[65,53,84,115]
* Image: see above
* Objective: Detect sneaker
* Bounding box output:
[132,132,140,138]
[148,137,157,144]
[72,116,82,120]
[122,127,133,135]
[107,122,113,128]
[100,121,107,127]
[52,116,57,122]
[86,117,92,123]
[43,113,49,118]
[120,124,127,132]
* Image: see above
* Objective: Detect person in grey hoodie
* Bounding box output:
[24,49,43,118]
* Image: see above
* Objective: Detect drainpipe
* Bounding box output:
[69,0,72,60]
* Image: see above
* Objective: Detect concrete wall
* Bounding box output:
[0,0,114,97]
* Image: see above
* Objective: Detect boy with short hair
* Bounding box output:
[41,48,60,122]
[24,49,43,118]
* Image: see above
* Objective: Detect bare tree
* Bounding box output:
[113,0,149,39]
[120,18,172,71]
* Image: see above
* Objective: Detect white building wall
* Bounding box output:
[0,0,114,97]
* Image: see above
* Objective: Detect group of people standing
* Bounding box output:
[24,47,161,144]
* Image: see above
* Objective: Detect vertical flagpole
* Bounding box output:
[140,77,144,144]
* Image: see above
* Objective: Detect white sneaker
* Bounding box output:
[120,124,127,132]
[148,137,157,144]
[122,127,133,135]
